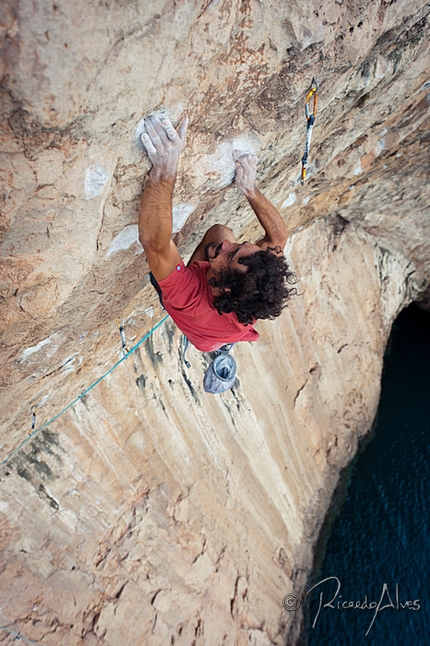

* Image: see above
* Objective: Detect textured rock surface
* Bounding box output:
[0,0,429,643]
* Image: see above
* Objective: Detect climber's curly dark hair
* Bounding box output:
[209,247,298,325]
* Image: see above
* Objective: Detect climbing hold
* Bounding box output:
[301,77,319,185]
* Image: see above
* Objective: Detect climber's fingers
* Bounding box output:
[141,132,157,157]
[160,115,188,153]
[161,117,179,143]
[141,114,188,176]
[233,150,257,166]
[144,116,168,149]
[233,150,257,194]
[142,115,188,157]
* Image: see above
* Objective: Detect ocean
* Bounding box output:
[304,304,430,646]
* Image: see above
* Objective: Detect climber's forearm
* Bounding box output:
[234,152,287,248]
[138,172,175,253]
[138,114,188,254]
[245,187,288,248]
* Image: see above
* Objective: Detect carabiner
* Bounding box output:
[305,77,319,121]
[116,317,129,357]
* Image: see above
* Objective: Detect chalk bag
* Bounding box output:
[203,352,237,394]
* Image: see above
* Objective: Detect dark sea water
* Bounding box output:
[304,304,430,646]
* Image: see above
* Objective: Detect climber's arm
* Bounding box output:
[138,115,188,281]
[234,153,288,252]
[139,174,181,281]
[245,188,288,252]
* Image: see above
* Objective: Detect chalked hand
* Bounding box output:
[233,150,257,197]
[141,115,188,180]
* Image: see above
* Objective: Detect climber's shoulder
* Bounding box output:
[143,239,182,282]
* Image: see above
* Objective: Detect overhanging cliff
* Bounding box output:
[1,1,429,644]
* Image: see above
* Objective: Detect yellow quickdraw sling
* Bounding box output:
[301,77,319,185]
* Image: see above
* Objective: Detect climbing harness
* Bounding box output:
[301,77,319,185]
[116,317,129,357]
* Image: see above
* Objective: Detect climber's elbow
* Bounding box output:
[140,236,166,255]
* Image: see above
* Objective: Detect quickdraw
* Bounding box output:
[30,405,36,435]
[116,318,129,357]
[301,77,319,185]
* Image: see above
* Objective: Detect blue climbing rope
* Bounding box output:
[0,625,42,645]
[0,314,169,468]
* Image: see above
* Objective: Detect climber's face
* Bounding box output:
[205,240,260,275]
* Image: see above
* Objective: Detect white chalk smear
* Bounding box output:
[172,203,195,234]
[281,193,297,208]
[85,165,109,199]
[62,353,80,374]
[105,225,143,259]
[353,160,363,176]
[104,207,195,256]
[196,133,261,189]
[374,140,384,155]
[19,338,52,362]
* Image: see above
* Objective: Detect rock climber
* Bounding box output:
[138,114,297,353]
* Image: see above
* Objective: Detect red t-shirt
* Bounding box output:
[158,260,259,352]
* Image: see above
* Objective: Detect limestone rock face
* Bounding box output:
[0,0,429,644]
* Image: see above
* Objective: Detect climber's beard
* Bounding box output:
[204,242,222,261]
